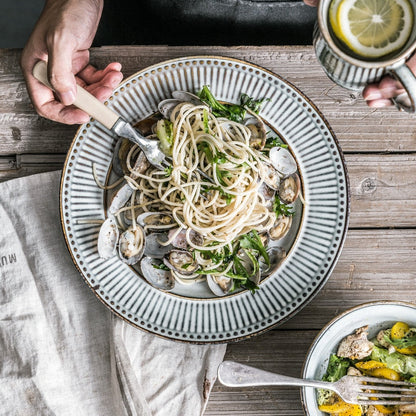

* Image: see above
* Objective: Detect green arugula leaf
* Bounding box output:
[203,185,234,205]
[152,263,170,271]
[230,277,259,294]
[198,85,266,123]
[265,136,288,149]
[164,165,173,177]
[384,332,416,348]
[239,231,269,266]
[203,109,210,133]
[215,167,232,186]
[273,195,294,218]
[240,93,269,114]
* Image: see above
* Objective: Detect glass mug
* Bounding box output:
[313,0,416,112]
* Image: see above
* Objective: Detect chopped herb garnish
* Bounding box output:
[164,165,173,177]
[203,109,210,133]
[203,185,234,205]
[384,332,416,348]
[265,136,288,149]
[240,93,269,114]
[198,85,267,123]
[239,230,270,266]
[215,167,233,186]
[273,195,294,218]
[152,263,170,271]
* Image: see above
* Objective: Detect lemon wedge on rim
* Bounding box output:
[334,0,413,58]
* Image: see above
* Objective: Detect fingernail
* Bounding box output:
[365,91,383,100]
[369,99,390,108]
[60,90,76,105]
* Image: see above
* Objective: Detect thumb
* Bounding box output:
[47,38,77,105]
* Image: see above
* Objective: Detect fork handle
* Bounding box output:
[32,60,120,130]
[218,361,331,390]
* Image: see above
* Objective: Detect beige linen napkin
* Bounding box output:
[0,170,226,416]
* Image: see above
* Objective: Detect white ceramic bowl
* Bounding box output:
[301,301,416,416]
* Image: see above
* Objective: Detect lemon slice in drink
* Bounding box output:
[336,0,413,58]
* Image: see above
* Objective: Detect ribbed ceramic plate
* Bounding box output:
[60,56,349,343]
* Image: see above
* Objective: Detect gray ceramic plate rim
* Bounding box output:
[300,300,416,415]
[60,55,350,343]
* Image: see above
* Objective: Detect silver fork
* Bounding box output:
[32,61,213,183]
[218,361,416,406]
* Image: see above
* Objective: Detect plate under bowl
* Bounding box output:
[301,300,416,415]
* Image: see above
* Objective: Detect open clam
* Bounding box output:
[112,138,133,177]
[140,256,175,290]
[259,246,286,277]
[269,215,293,240]
[137,212,176,232]
[168,228,204,250]
[134,114,161,136]
[258,161,281,191]
[171,90,204,106]
[118,225,145,265]
[163,250,199,275]
[258,182,276,209]
[236,249,261,285]
[269,146,297,176]
[143,233,173,258]
[97,216,119,259]
[207,275,233,297]
[158,98,182,119]
[245,117,266,150]
[279,173,301,205]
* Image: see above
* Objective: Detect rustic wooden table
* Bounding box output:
[2,46,416,415]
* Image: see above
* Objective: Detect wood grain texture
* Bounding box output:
[206,330,316,415]
[2,153,416,229]
[2,46,416,416]
[2,47,416,155]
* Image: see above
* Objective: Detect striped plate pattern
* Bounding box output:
[60,56,349,343]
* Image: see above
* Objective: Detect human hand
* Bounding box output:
[362,55,416,108]
[21,0,123,124]
[303,0,319,6]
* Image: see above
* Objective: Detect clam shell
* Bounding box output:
[158,98,182,119]
[269,215,293,240]
[163,250,199,275]
[279,173,300,205]
[118,225,145,265]
[245,117,266,150]
[259,246,286,277]
[171,90,203,106]
[112,138,133,177]
[259,162,281,191]
[168,228,204,249]
[269,147,297,176]
[137,212,176,231]
[97,216,119,259]
[207,275,233,297]
[140,256,175,290]
[143,233,173,258]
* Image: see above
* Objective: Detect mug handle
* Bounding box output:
[389,63,416,113]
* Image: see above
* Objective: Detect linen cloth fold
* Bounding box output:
[0,170,226,416]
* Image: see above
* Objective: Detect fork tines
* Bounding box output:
[356,376,416,406]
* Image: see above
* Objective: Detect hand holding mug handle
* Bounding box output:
[363,55,416,112]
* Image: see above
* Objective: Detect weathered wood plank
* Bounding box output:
[207,227,416,414]
[206,330,316,416]
[347,154,416,228]
[282,228,416,330]
[2,47,416,155]
[2,153,416,229]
